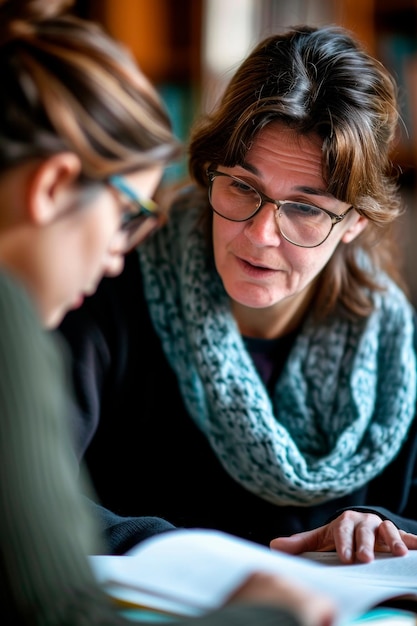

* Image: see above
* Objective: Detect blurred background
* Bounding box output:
[74,0,417,304]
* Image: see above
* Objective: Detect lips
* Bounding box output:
[234,256,280,280]
[238,255,277,271]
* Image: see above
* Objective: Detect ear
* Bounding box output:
[26,153,83,225]
[341,214,368,244]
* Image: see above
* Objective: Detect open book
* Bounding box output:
[89,528,417,626]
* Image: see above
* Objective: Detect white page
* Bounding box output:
[302,551,417,587]
[90,529,417,626]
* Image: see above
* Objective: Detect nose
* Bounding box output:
[245,202,282,246]
[103,231,127,277]
[103,253,125,278]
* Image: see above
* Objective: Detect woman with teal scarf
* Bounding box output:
[59,25,417,564]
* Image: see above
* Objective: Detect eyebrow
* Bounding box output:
[239,162,334,199]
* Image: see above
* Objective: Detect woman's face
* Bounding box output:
[212,122,366,328]
[0,156,164,329]
[46,167,162,327]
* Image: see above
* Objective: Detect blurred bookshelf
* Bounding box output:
[74,0,203,184]
[75,0,417,180]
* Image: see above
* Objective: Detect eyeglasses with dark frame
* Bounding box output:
[107,175,165,252]
[206,169,354,248]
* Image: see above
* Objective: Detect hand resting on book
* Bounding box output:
[230,571,336,626]
[271,511,417,564]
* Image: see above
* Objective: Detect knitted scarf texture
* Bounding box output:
[138,197,416,506]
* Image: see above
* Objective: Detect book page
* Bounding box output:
[90,529,417,626]
[301,551,417,588]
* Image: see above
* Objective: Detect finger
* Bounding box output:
[270,533,312,554]
[351,514,392,562]
[375,521,408,556]
[400,530,417,550]
[354,525,378,563]
[330,512,359,563]
[270,528,333,554]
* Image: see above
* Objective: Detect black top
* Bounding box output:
[59,251,417,554]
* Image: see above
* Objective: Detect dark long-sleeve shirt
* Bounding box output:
[59,251,417,554]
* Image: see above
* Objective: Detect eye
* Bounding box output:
[119,202,136,225]
[282,202,326,219]
[229,179,259,199]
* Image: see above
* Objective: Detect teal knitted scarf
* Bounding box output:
[138,197,416,506]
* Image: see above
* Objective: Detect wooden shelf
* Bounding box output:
[76,0,417,174]
[79,0,202,85]
[331,0,417,173]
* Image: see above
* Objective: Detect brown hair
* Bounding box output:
[189,25,407,320]
[0,0,181,179]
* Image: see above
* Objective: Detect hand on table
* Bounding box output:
[270,510,417,563]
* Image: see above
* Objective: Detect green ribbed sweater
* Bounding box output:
[0,270,302,626]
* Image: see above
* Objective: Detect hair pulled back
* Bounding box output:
[0,0,181,178]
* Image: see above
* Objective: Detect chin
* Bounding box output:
[228,287,278,310]
[44,307,65,330]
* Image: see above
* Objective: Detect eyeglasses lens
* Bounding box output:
[209,173,332,247]
[122,213,162,250]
